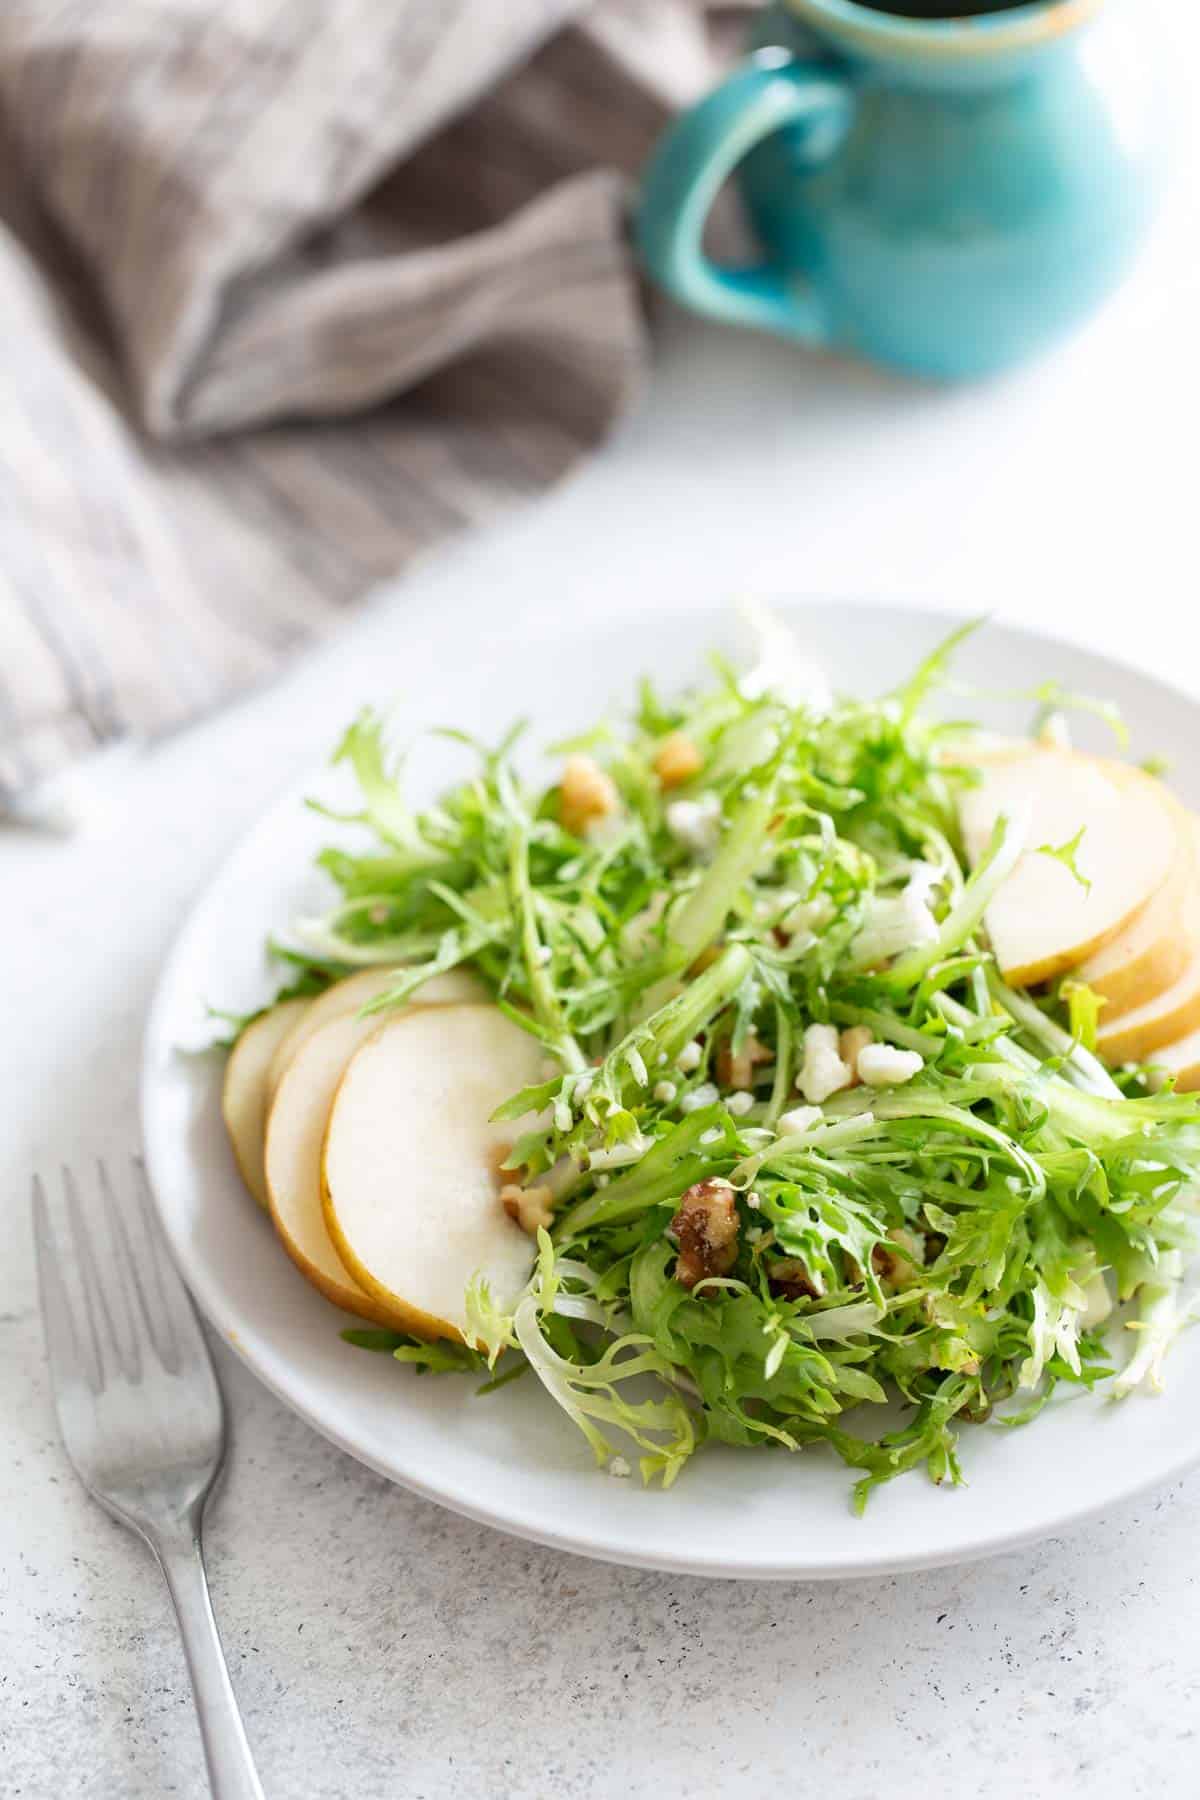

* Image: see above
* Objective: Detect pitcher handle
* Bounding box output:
[635,50,853,344]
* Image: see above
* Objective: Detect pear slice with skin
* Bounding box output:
[1077,810,1199,1020]
[322,1004,545,1343]
[265,1011,411,1326]
[266,964,484,1100]
[958,748,1179,987]
[1096,940,1200,1065]
[1148,1026,1200,1093]
[222,998,312,1208]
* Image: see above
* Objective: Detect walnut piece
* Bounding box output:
[871,1228,923,1290]
[717,1032,774,1091]
[500,1183,555,1237]
[838,1024,874,1087]
[560,754,619,837]
[653,732,703,790]
[768,1256,824,1301]
[671,1180,740,1291]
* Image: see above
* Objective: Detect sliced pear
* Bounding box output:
[958,748,1179,986]
[1148,1026,1200,1093]
[322,1004,545,1343]
[1097,941,1200,1064]
[265,964,484,1099]
[221,998,312,1207]
[1077,809,1198,1019]
[265,1010,417,1325]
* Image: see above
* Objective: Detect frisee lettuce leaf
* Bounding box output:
[1036,825,1091,894]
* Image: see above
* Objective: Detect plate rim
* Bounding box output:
[140,600,1200,1580]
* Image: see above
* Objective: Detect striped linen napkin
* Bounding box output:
[0,1,742,821]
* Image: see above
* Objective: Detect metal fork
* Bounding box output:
[33,1160,265,1800]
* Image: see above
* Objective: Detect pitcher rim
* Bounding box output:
[782,0,1105,58]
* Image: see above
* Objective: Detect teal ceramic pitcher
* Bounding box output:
[635,0,1166,378]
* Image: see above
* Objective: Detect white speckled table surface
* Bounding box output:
[6,46,1200,1792]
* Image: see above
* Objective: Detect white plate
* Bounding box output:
[142,602,1200,1580]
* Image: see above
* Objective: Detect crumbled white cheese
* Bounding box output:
[699,1127,722,1145]
[797,1024,853,1104]
[851,881,939,968]
[653,1079,678,1104]
[856,1044,924,1088]
[778,1104,823,1136]
[608,1455,632,1479]
[677,1040,703,1073]
[679,1082,719,1113]
[665,793,722,858]
[747,1191,763,1210]
[727,1090,755,1117]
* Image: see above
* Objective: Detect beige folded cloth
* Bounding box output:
[0,1,743,816]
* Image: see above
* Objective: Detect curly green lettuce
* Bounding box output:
[271,616,1200,1511]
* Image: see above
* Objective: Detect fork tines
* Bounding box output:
[33,1159,213,1422]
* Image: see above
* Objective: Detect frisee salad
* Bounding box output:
[245,617,1200,1511]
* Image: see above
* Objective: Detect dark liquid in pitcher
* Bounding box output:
[855,1,1047,15]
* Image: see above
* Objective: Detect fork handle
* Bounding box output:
[153,1529,266,1800]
